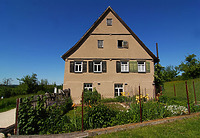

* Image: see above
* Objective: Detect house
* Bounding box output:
[61,6,159,103]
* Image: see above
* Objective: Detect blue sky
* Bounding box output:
[0,0,200,85]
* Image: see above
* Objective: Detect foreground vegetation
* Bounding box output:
[18,87,200,135]
[93,114,200,138]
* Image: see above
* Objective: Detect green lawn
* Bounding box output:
[163,78,200,102]
[93,115,200,138]
[0,93,44,113]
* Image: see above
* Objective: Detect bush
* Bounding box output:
[18,95,74,135]
[82,88,101,105]
[84,104,117,129]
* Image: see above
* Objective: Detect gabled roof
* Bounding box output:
[61,6,159,62]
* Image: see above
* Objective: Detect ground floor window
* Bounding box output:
[84,83,93,91]
[114,84,123,96]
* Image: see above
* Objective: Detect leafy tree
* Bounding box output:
[2,78,13,85]
[163,65,179,82]
[17,73,39,94]
[154,64,164,93]
[179,54,200,79]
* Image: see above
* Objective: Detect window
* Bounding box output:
[98,40,103,48]
[121,61,129,72]
[118,40,128,48]
[114,84,123,96]
[70,61,87,73]
[138,61,145,72]
[93,61,102,72]
[107,18,112,26]
[84,83,92,91]
[74,61,82,72]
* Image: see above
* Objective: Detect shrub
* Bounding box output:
[82,88,101,105]
[84,104,117,129]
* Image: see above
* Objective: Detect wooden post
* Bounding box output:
[193,81,197,104]
[81,91,84,132]
[139,86,142,123]
[174,84,176,97]
[185,81,191,114]
[15,98,20,135]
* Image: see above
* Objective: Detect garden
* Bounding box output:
[17,85,200,135]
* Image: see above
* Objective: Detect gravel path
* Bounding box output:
[0,108,16,128]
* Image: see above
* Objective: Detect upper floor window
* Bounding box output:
[118,40,128,48]
[107,18,112,26]
[74,61,83,72]
[93,61,102,73]
[98,40,103,48]
[89,61,107,73]
[121,61,129,72]
[138,61,145,72]
[70,61,87,73]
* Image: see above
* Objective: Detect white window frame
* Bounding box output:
[138,62,146,72]
[121,61,129,72]
[107,18,112,26]
[93,61,102,73]
[84,83,93,91]
[98,40,103,48]
[114,84,123,96]
[74,61,83,72]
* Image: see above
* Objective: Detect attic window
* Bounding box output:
[118,40,128,48]
[98,40,103,48]
[107,18,112,26]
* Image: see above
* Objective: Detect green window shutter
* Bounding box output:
[146,61,150,73]
[89,61,93,73]
[102,61,107,73]
[129,61,134,72]
[132,61,138,73]
[83,61,87,73]
[116,61,121,73]
[70,61,74,73]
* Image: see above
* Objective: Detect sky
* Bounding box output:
[0,0,200,85]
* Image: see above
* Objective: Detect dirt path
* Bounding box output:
[0,108,16,128]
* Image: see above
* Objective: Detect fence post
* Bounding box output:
[185,81,191,114]
[193,81,197,104]
[174,84,176,97]
[15,98,20,135]
[139,86,142,123]
[81,91,84,132]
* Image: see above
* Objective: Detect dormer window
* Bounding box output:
[107,18,112,26]
[98,40,103,48]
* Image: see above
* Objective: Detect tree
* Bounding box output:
[154,64,164,94]
[2,78,13,85]
[17,73,39,94]
[163,65,179,82]
[179,54,200,79]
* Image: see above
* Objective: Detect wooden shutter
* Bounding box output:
[133,61,138,73]
[146,61,150,73]
[102,61,107,73]
[129,61,134,72]
[70,61,74,73]
[89,61,93,73]
[83,61,87,73]
[116,61,121,73]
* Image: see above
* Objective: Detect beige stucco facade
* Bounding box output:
[62,7,158,103]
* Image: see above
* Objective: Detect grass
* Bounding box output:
[93,114,200,138]
[0,93,45,113]
[163,78,200,102]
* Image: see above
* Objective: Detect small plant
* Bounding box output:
[165,105,188,115]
